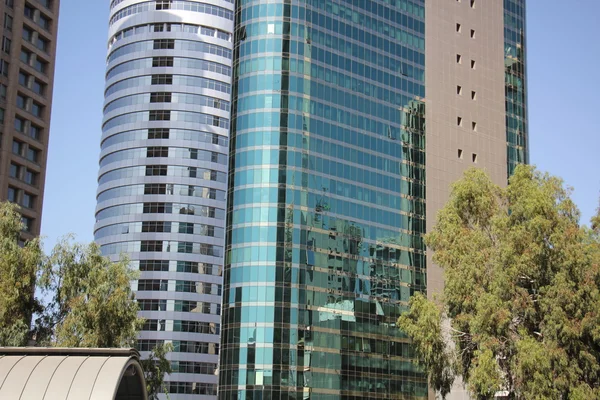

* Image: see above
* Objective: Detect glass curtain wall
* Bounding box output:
[219,1,428,399]
[95,0,234,397]
[504,0,528,175]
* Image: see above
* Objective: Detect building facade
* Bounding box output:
[95,0,234,397]
[0,0,59,239]
[504,0,528,176]
[219,1,527,400]
[219,0,428,399]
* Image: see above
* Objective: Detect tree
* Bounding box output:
[35,238,173,399]
[141,342,173,400]
[0,203,42,347]
[398,165,600,399]
[36,238,143,347]
[0,202,172,399]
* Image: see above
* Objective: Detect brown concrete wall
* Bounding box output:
[425,1,508,398]
[0,0,60,239]
[426,0,508,297]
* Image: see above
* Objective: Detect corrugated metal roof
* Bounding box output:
[0,348,147,400]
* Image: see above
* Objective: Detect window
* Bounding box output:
[150,92,172,103]
[471,91,477,100]
[0,107,4,123]
[14,117,26,132]
[26,147,39,163]
[24,5,35,19]
[12,140,22,155]
[145,165,167,176]
[472,153,478,163]
[142,221,170,233]
[456,54,462,64]
[456,23,461,33]
[20,49,31,64]
[35,36,48,52]
[140,241,163,252]
[22,27,33,42]
[0,59,9,76]
[17,94,27,109]
[31,102,43,117]
[472,122,477,131]
[9,162,19,177]
[151,74,172,85]
[7,187,16,202]
[149,110,170,121]
[155,0,172,10]
[471,60,476,69]
[21,192,34,208]
[19,71,29,86]
[470,29,476,38]
[147,146,168,157]
[143,184,166,195]
[4,0,13,10]
[3,14,11,31]
[32,79,44,95]
[38,0,52,9]
[33,58,47,74]
[1,36,10,54]
[38,15,50,31]
[21,216,33,232]
[139,260,169,271]
[470,0,475,7]
[29,124,41,139]
[0,83,5,99]
[153,39,174,50]
[457,85,462,95]
[148,128,169,139]
[458,149,463,159]
[178,222,194,234]
[457,116,462,126]
[152,56,173,67]
[24,169,37,185]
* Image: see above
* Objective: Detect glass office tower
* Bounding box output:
[95,0,234,397]
[219,1,427,399]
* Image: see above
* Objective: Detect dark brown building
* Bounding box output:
[0,0,59,238]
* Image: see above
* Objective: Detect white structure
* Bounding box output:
[96,1,234,397]
[0,347,147,400]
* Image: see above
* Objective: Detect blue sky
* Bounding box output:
[40,0,600,250]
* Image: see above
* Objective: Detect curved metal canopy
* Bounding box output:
[0,347,147,400]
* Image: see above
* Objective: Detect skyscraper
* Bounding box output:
[0,0,60,239]
[95,0,234,397]
[219,1,527,400]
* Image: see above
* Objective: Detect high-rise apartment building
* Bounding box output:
[95,0,234,397]
[219,1,527,400]
[0,0,59,239]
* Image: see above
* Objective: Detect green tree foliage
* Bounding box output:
[398,165,600,399]
[0,203,42,346]
[141,342,174,400]
[400,292,455,398]
[36,238,173,398]
[0,202,172,398]
[37,238,144,347]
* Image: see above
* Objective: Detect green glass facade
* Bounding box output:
[219,0,427,399]
[504,0,528,175]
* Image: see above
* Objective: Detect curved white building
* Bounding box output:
[95,1,234,397]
